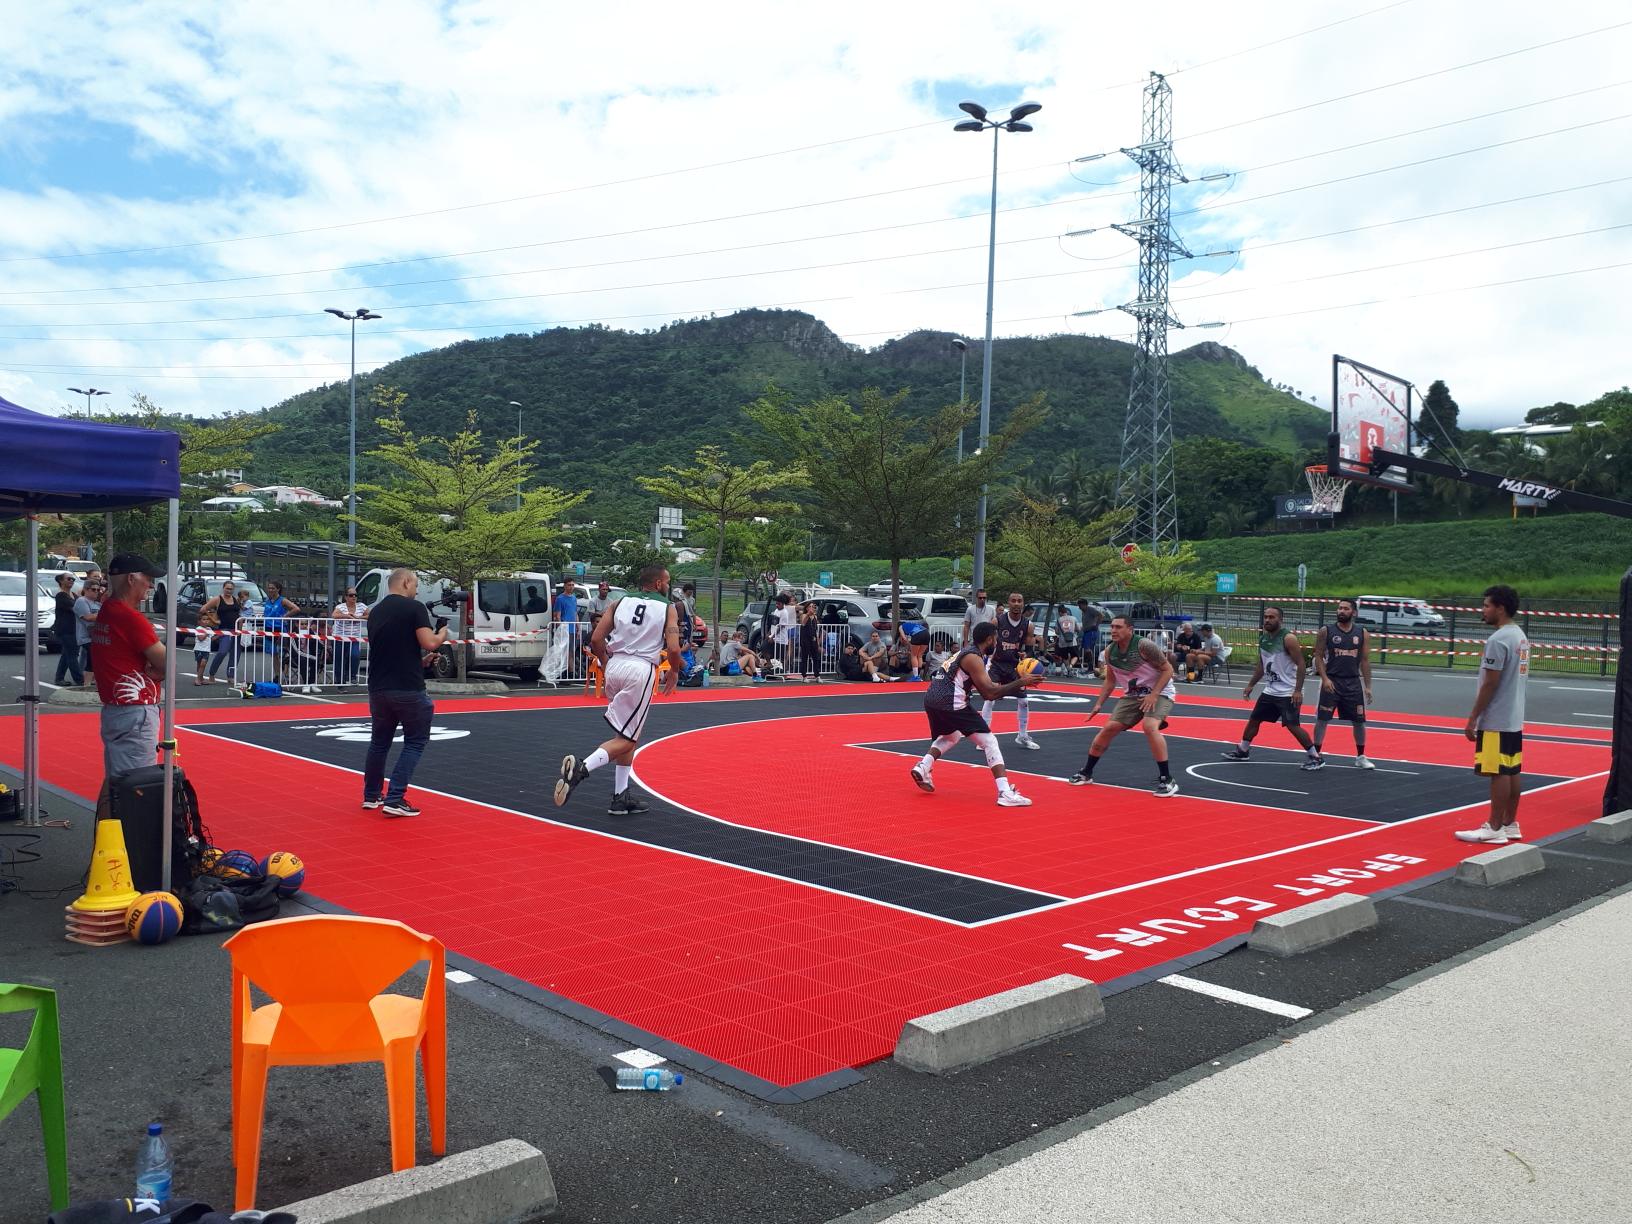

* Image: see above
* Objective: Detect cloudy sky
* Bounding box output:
[0,0,1627,428]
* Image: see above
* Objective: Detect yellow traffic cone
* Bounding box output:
[70,819,143,913]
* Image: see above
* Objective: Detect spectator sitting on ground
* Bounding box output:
[838,639,866,682]
[859,630,889,682]
[887,642,914,679]
[720,630,763,681]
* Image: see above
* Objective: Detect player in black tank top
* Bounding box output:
[1311,597,1375,770]
[911,621,1042,806]
[986,592,1041,750]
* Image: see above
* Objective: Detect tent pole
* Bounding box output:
[160,497,179,891]
[23,515,40,826]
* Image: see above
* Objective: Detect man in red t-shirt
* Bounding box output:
[91,553,168,780]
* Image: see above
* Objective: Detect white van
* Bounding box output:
[354,568,555,680]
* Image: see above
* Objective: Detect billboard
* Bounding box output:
[1275,493,1334,520]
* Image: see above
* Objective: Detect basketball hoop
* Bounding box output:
[1305,465,1352,515]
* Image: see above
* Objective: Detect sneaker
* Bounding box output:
[1355,755,1376,770]
[997,789,1032,807]
[553,754,589,807]
[910,763,935,793]
[1503,822,1524,841]
[1300,755,1325,772]
[1220,748,1251,761]
[1067,772,1094,786]
[382,798,420,818]
[608,791,649,816]
[1152,777,1179,797]
[361,796,384,810]
[1454,823,1509,844]
[1015,735,1041,750]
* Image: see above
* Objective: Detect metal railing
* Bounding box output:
[211,616,368,691]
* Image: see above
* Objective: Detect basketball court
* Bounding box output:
[2,681,1611,1100]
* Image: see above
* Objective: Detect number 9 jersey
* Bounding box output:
[605,594,669,663]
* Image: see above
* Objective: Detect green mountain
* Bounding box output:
[244,309,1326,527]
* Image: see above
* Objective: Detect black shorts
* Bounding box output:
[909,629,930,647]
[1474,730,1523,776]
[927,705,990,738]
[1317,682,1366,722]
[1251,693,1302,727]
[989,659,1019,685]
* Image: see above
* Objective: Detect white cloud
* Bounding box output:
[0,0,1627,427]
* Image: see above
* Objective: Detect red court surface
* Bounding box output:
[4,687,1611,1094]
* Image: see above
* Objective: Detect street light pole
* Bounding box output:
[954,101,1039,593]
[324,308,382,557]
[69,388,113,560]
[509,400,523,510]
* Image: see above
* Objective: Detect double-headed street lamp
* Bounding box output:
[954,100,1040,592]
[324,308,383,551]
[67,386,110,416]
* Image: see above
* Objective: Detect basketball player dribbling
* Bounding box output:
[554,564,685,816]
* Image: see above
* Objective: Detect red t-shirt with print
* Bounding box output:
[91,598,161,706]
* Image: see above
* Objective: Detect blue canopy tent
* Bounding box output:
[0,395,183,875]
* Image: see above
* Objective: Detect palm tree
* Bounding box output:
[1052,449,1095,517]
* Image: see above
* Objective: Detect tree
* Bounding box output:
[636,446,805,656]
[604,543,677,587]
[746,384,1044,626]
[1130,542,1203,617]
[728,519,805,596]
[1415,380,1461,458]
[987,498,1130,634]
[1524,401,1581,427]
[350,389,587,679]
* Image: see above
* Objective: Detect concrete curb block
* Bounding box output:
[275,1139,557,1224]
[47,687,101,706]
[1247,893,1378,957]
[426,679,511,696]
[1587,810,1632,844]
[894,974,1103,1075]
[1456,842,1545,886]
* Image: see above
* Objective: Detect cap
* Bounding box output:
[108,553,164,578]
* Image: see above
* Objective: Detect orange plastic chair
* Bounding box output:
[584,654,605,697]
[224,915,446,1211]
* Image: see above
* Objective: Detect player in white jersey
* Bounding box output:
[1068,615,1180,796]
[554,564,685,815]
[1221,605,1321,766]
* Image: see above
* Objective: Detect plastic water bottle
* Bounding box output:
[615,1067,683,1091]
[135,1121,173,1201]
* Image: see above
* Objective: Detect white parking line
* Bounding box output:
[1159,973,1312,1020]
[1550,685,1613,694]
[11,676,61,689]
[1572,712,1613,719]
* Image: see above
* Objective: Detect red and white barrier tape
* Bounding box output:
[1222,593,1617,621]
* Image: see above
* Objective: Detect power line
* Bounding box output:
[1166,0,1420,78]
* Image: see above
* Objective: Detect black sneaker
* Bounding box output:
[1067,772,1094,786]
[1220,748,1251,760]
[554,754,589,807]
[382,798,420,818]
[1300,754,1326,772]
[361,796,384,810]
[608,791,649,816]
[1152,777,1179,797]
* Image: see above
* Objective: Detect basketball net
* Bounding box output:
[1305,465,1352,515]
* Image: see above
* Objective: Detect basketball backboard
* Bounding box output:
[1329,355,1414,493]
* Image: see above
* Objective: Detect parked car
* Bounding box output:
[1352,595,1446,633]
[1094,600,1187,633]
[867,581,918,597]
[877,593,968,651]
[354,568,556,680]
[0,572,54,650]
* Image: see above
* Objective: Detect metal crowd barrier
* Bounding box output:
[214,616,369,691]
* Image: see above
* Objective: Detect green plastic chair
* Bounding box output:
[0,982,69,1212]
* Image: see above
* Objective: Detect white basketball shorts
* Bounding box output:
[604,654,658,742]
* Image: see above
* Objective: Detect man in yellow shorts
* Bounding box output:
[1457,584,1530,844]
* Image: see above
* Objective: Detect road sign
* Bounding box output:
[1121,543,1139,565]
[574,561,587,578]
[1215,572,1237,594]
[1297,562,1308,594]
[818,571,833,588]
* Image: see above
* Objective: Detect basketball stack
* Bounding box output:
[64,819,143,946]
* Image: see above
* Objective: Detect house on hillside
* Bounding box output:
[251,484,343,509]
[201,495,267,513]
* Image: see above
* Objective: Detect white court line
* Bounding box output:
[181,721,1048,929]
[1160,973,1312,1020]
[1184,763,1308,796]
[12,676,61,689]
[1572,712,1613,719]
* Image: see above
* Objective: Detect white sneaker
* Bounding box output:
[1355,755,1376,770]
[1454,824,1509,844]
[997,789,1032,807]
[1504,822,1524,841]
[1015,735,1041,750]
[911,763,934,793]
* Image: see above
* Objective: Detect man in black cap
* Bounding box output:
[90,554,167,782]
